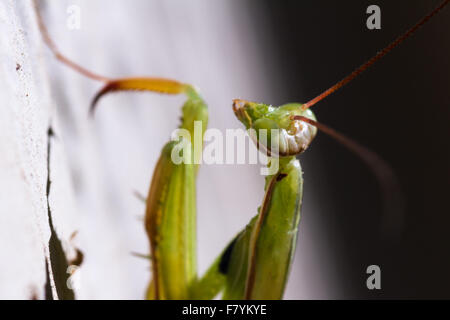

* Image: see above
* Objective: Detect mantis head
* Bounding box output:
[233,99,317,157]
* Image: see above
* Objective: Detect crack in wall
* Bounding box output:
[45,126,75,300]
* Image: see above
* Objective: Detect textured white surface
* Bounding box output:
[0,0,334,299]
[0,0,66,299]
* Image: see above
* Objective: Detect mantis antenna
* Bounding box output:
[302,0,450,111]
[33,0,111,83]
[290,1,449,233]
[292,116,403,233]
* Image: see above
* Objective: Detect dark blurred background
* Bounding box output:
[250,0,450,298]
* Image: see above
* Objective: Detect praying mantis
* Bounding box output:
[34,0,449,300]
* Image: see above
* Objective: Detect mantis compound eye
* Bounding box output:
[233,100,318,157]
[276,114,317,156]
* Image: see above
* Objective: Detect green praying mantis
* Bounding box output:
[34,0,449,300]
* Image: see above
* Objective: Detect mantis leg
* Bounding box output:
[189,242,230,300]
[189,223,251,300]
[91,78,208,299]
[145,141,197,299]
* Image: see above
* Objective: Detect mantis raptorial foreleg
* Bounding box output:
[92,80,208,300]
[34,0,208,299]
